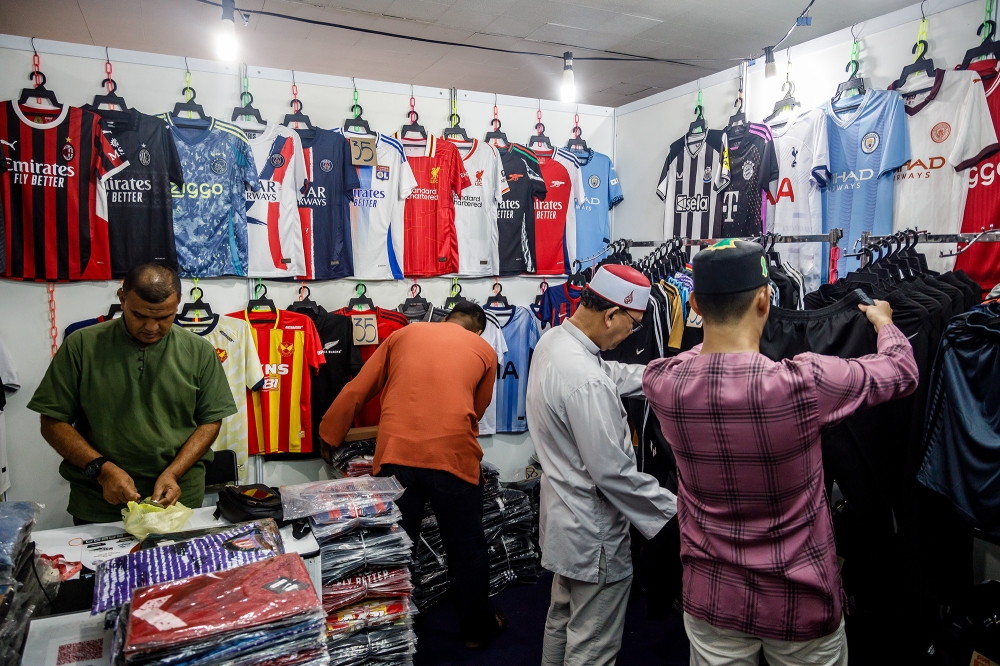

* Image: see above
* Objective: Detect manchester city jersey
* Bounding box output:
[488,305,541,433]
[572,150,623,263]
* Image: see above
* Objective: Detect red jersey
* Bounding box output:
[0,102,127,281]
[396,135,470,276]
[956,59,1000,295]
[334,307,408,426]
[533,155,573,275]
[229,309,324,455]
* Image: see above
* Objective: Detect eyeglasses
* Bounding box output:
[623,310,643,334]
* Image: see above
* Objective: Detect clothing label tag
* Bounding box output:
[351,313,379,346]
[350,137,378,167]
[685,307,703,329]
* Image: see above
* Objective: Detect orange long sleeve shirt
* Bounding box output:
[319,321,497,485]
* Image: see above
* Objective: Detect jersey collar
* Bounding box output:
[891,68,946,116]
[244,308,280,329]
[827,89,873,128]
[396,133,436,157]
[13,102,69,130]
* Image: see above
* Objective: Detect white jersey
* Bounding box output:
[238,122,308,277]
[478,311,508,436]
[765,108,831,294]
[892,69,999,272]
[554,147,586,265]
[446,139,509,276]
[0,336,19,496]
[335,130,417,280]
[657,131,723,246]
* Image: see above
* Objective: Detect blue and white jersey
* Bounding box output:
[490,305,542,433]
[161,116,260,277]
[572,150,623,263]
[823,90,910,274]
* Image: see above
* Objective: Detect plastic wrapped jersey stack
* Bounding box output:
[281,476,418,665]
[412,463,542,610]
[328,439,377,478]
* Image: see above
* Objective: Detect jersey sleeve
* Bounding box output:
[880,92,911,177]
[291,132,308,196]
[237,136,262,192]
[305,318,325,371]
[399,159,417,201]
[453,150,471,196]
[811,112,831,186]
[952,74,1000,171]
[762,135,780,199]
[341,136,361,202]
[244,325,265,391]
[495,149,510,201]
[608,159,623,208]
[95,125,129,181]
[656,153,672,201]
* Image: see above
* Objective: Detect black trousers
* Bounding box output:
[379,463,495,642]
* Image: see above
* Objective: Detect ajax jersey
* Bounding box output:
[446,138,509,277]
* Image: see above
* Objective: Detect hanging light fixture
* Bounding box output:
[216,0,239,61]
[561,52,576,103]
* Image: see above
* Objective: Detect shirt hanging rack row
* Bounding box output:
[850,227,1000,260]
[604,229,845,251]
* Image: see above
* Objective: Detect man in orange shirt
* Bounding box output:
[319,301,504,648]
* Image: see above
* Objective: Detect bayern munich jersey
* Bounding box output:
[823,90,910,274]
[715,123,780,237]
[657,130,724,245]
[239,123,307,278]
[446,138,509,276]
[296,128,360,279]
[890,69,999,273]
[534,150,584,274]
[498,144,547,275]
[478,311,508,436]
[334,130,416,280]
[1,102,128,281]
[572,150,623,263]
[489,305,541,433]
[160,115,260,277]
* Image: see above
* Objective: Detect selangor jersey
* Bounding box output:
[239,123,307,278]
[395,135,471,276]
[572,150,623,262]
[87,107,183,276]
[537,282,582,327]
[230,309,324,455]
[498,145,548,275]
[296,128,360,279]
[765,108,831,293]
[489,305,541,433]
[334,130,417,280]
[658,130,724,245]
[890,69,999,273]
[534,151,583,274]
[478,311,508,436]
[446,138,509,276]
[823,89,911,274]
[0,102,128,281]
[161,115,260,277]
[715,123,780,237]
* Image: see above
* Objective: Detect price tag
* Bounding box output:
[351,313,379,346]
[350,137,378,167]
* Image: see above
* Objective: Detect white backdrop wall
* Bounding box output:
[0,36,614,528]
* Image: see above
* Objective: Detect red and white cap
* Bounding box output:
[587,265,650,312]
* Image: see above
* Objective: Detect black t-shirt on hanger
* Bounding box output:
[498,145,547,275]
[713,123,779,238]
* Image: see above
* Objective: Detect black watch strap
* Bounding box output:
[84,456,109,479]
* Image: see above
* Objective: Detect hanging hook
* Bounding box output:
[920,0,927,22]
[184,56,190,74]
[30,37,38,56]
[850,22,861,43]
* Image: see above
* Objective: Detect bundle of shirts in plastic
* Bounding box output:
[283,476,418,666]
[413,464,542,610]
[328,440,377,478]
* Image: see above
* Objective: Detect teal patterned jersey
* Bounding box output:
[159,116,260,276]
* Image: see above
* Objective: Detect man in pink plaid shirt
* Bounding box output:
[643,240,918,666]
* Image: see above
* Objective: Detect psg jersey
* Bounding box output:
[498,144,547,275]
[715,123,779,237]
[0,102,128,281]
[86,107,183,277]
[489,305,541,433]
[658,130,724,245]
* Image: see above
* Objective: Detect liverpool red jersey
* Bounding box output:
[395,135,470,276]
[334,307,408,426]
[0,102,127,281]
[533,154,574,275]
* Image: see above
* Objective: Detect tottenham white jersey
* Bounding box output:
[447,139,509,276]
[657,131,723,245]
[479,311,508,436]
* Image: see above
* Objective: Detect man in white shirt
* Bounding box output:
[527,264,677,666]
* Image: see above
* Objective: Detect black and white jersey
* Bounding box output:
[714,123,780,238]
[657,130,723,241]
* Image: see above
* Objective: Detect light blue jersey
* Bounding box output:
[161,116,260,277]
[822,90,910,274]
[571,150,623,263]
[489,305,542,433]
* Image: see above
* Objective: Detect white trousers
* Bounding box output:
[685,613,848,666]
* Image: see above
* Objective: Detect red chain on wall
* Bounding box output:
[47,282,58,357]
[105,59,113,93]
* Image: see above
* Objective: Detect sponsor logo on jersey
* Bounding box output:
[246,180,280,202]
[216,348,228,363]
[8,157,76,187]
[931,122,952,143]
[320,159,334,172]
[138,147,151,167]
[766,178,795,205]
[674,193,710,213]
[828,168,874,191]
[969,162,998,188]
[861,132,880,154]
[551,180,565,187]
[107,176,154,203]
[375,165,389,181]
[588,174,601,188]
[790,147,798,168]
[409,187,438,201]
[210,155,229,174]
[352,188,387,207]
[298,183,327,206]
[475,169,484,186]
[62,142,75,162]
[498,199,520,219]
[534,199,564,219]
[172,182,225,198]
[741,160,754,181]
[507,173,523,181]
[429,166,441,184]
[1,139,18,151]
[501,360,519,379]
[721,191,739,223]
[896,156,947,180]
[269,153,286,168]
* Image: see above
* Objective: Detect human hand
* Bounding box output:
[98,463,141,506]
[858,299,894,332]
[151,471,182,507]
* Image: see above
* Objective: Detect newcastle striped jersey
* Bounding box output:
[657,130,723,243]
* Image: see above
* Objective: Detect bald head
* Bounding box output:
[122,263,181,304]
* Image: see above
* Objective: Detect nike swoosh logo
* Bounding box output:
[636,348,645,354]
[907,332,919,340]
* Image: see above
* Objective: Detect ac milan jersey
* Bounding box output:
[334,130,416,280]
[446,138,509,276]
[498,144,547,275]
[534,151,583,274]
[296,128,360,279]
[890,69,999,273]
[333,307,408,426]
[161,115,260,277]
[537,282,582,327]
[489,305,541,433]
[715,123,779,237]
[956,59,1000,294]
[823,89,911,274]
[0,102,128,281]
[86,107,183,276]
[657,130,724,244]
[229,309,324,455]
[395,135,471,276]
[572,149,624,263]
[239,123,308,277]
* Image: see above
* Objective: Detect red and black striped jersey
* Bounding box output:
[0,102,127,281]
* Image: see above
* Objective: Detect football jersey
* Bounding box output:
[0,102,128,281]
[765,108,831,293]
[229,308,324,455]
[178,315,264,482]
[498,144,548,275]
[86,107,183,276]
[334,130,416,280]
[489,306,540,433]
[161,115,260,277]
[572,149,623,262]
[534,151,584,274]
[890,69,999,273]
[956,59,1000,294]
[657,130,724,244]
[395,135,470,276]
[537,282,582,327]
[715,123,780,237]
[478,311,508,436]
[823,89,911,274]
[296,128,360,279]
[238,123,308,278]
[445,138,509,276]
[333,307,409,426]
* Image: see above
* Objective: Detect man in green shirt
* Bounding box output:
[28,264,237,524]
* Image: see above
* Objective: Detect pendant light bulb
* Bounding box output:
[561,51,576,103]
[216,0,239,62]
[764,46,777,79]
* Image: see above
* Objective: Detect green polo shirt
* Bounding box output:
[27,318,237,522]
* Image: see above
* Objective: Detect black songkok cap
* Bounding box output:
[692,239,769,295]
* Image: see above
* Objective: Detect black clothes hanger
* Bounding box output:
[92,51,128,112]
[19,41,62,111]
[728,93,747,130]
[343,103,375,136]
[892,39,935,90]
[347,283,375,311]
[442,112,470,142]
[764,81,800,125]
[961,20,1000,69]
[402,282,430,309]
[688,104,707,137]
[566,110,589,154]
[485,117,509,149]
[172,85,208,122]
[400,97,428,142]
[527,122,553,152]
[444,283,468,310]
[283,98,314,131]
[288,284,321,316]
[178,285,214,322]
[833,59,867,104]
[232,91,264,125]
[486,282,510,309]
[247,282,278,319]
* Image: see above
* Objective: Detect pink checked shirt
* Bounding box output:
[642,324,918,641]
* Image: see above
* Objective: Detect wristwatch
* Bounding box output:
[84,457,109,480]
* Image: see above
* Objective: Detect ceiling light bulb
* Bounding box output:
[561,51,576,103]
[216,17,238,61]
[764,46,777,79]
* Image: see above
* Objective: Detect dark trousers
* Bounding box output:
[379,463,494,642]
[73,517,94,526]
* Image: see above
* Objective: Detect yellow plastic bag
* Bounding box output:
[121,500,194,539]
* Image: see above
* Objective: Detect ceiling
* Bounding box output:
[1,0,916,107]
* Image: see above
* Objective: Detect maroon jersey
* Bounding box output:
[0,102,127,281]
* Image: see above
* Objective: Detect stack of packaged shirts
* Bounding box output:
[310,499,403,542]
[326,618,416,666]
[328,440,377,477]
[113,553,327,665]
[322,569,413,614]
[319,526,413,585]
[280,476,405,521]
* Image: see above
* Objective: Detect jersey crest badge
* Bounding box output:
[588,174,601,188]
[931,122,951,143]
[215,348,228,363]
[62,142,75,162]
[790,147,798,168]
[320,159,334,172]
[210,155,229,174]
[507,173,522,181]
[138,147,152,166]
[278,342,294,357]
[430,166,441,184]
[551,180,565,187]
[376,165,390,180]
[703,166,712,183]
[742,160,754,181]
[861,132,880,154]
[475,170,484,186]
[269,153,286,168]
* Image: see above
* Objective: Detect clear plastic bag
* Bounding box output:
[320,526,413,585]
[325,598,417,637]
[281,477,405,521]
[0,502,40,583]
[310,500,403,543]
[326,617,416,666]
[120,500,193,539]
[322,568,412,614]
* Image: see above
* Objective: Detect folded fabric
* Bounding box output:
[325,598,417,637]
[322,568,412,614]
[326,618,417,666]
[0,503,39,582]
[320,526,413,585]
[311,500,403,543]
[281,477,405,521]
